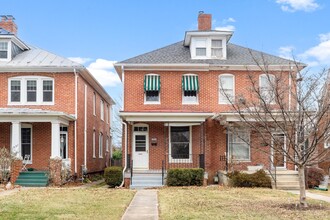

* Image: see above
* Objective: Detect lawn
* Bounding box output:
[309,186,330,196]
[158,187,330,220]
[0,188,135,219]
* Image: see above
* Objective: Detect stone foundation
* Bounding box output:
[49,157,62,186]
[10,158,22,184]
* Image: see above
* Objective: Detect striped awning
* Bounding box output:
[144,75,160,91]
[182,75,199,91]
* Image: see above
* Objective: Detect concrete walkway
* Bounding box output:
[287,190,330,203]
[121,190,158,220]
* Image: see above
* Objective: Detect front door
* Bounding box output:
[272,133,286,169]
[60,132,68,159]
[133,127,149,170]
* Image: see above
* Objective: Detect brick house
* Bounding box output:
[0,16,113,185]
[115,13,303,187]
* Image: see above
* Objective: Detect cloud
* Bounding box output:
[276,0,319,12]
[87,59,121,87]
[299,33,330,66]
[214,17,236,31]
[68,57,92,65]
[278,46,295,59]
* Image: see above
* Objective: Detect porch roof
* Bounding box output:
[120,111,213,122]
[0,108,75,123]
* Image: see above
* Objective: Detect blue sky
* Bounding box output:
[2,0,330,101]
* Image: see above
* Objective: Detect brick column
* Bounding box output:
[10,158,22,184]
[49,157,62,186]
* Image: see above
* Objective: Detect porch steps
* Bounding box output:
[130,171,164,189]
[268,170,300,190]
[15,171,49,187]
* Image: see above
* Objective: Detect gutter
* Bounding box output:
[119,121,128,187]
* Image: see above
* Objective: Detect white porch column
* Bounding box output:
[51,121,61,158]
[11,121,21,158]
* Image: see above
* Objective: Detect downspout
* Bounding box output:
[74,68,78,174]
[120,121,128,187]
[84,84,87,169]
[289,65,292,111]
[226,127,228,172]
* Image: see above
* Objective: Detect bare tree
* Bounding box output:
[216,56,330,207]
[111,96,123,149]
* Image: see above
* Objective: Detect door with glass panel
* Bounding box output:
[133,126,149,170]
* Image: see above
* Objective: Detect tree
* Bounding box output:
[111,96,123,149]
[216,55,330,207]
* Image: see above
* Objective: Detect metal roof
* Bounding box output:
[0,28,12,35]
[118,41,299,66]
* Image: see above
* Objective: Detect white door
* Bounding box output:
[133,132,149,170]
[271,133,286,169]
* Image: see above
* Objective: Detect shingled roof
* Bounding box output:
[118,41,297,66]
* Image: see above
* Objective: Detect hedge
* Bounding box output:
[306,167,325,188]
[167,168,204,186]
[227,170,271,188]
[104,166,123,187]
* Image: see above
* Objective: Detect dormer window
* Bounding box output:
[190,37,227,60]
[211,40,222,58]
[0,41,8,59]
[195,39,207,57]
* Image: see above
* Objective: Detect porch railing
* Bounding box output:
[164,154,205,170]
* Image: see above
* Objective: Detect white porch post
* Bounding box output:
[11,121,21,158]
[51,121,61,158]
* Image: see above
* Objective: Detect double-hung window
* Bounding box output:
[182,74,199,104]
[228,130,250,161]
[27,80,37,102]
[100,100,104,121]
[99,132,103,158]
[259,74,275,104]
[92,130,96,158]
[10,80,21,102]
[195,39,207,57]
[144,74,160,103]
[0,42,8,59]
[43,80,53,102]
[219,74,234,104]
[211,40,223,58]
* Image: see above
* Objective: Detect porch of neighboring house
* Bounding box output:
[0,108,75,186]
[120,112,213,189]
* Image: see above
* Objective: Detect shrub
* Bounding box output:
[228,170,271,188]
[104,166,122,187]
[112,150,122,160]
[167,168,204,186]
[306,167,325,188]
[0,147,13,184]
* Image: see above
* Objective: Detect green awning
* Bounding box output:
[144,75,160,91]
[182,75,199,91]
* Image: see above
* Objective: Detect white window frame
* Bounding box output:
[93,92,96,116]
[99,132,103,158]
[259,74,276,104]
[0,40,11,61]
[8,76,54,105]
[106,136,109,152]
[144,74,161,105]
[169,125,192,163]
[106,104,109,124]
[92,130,96,158]
[21,124,33,164]
[191,37,227,59]
[60,130,68,159]
[228,129,250,162]
[219,74,235,104]
[325,137,330,149]
[26,79,37,103]
[100,100,104,121]
[182,74,199,105]
[211,39,223,58]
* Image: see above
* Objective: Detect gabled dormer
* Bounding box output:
[184,12,233,60]
[0,15,29,62]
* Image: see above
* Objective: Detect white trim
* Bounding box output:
[259,74,276,104]
[93,92,96,116]
[60,130,68,159]
[120,112,213,122]
[218,74,235,104]
[169,125,192,163]
[84,84,87,168]
[271,133,287,169]
[100,99,104,121]
[228,129,251,162]
[0,39,11,62]
[92,129,96,158]
[74,68,78,174]
[8,76,55,105]
[182,73,199,105]
[164,122,201,126]
[99,132,103,158]
[21,123,33,164]
[132,123,149,170]
[190,37,227,60]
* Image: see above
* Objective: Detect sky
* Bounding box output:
[1,0,329,101]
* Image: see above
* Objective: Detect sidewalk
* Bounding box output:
[287,190,330,203]
[121,190,158,220]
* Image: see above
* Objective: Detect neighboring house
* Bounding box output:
[115,12,304,187]
[0,15,113,184]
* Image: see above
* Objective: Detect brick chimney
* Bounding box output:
[0,15,18,35]
[198,11,212,31]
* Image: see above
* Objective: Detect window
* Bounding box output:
[10,80,20,102]
[260,74,275,104]
[144,74,160,104]
[170,126,191,161]
[106,105,109,124]
[27,80,37,102]
[92,130,96,158]
[43,80,53,102]
[324,137,330,149]
[99,132,103,158]
[211,40,223,58]
[0,42,8,59]
[106,136,109,152]
[100,100,104,121]
[195,39,207,57]
[182,74,199,104]
[21,125,32,163]
[219,74,234,104]
[8,76,54,105]
[228,130,250,161]
[93,92,96,116]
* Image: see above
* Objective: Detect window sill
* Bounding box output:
[169,159,192,163]
[231,160,251,163]
[8,102,54,106]
[144,101,161,105]
[99,156,103,159]
[182,102,199,105]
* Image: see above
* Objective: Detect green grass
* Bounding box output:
[0,188,135,219]
[158,187,330,220]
